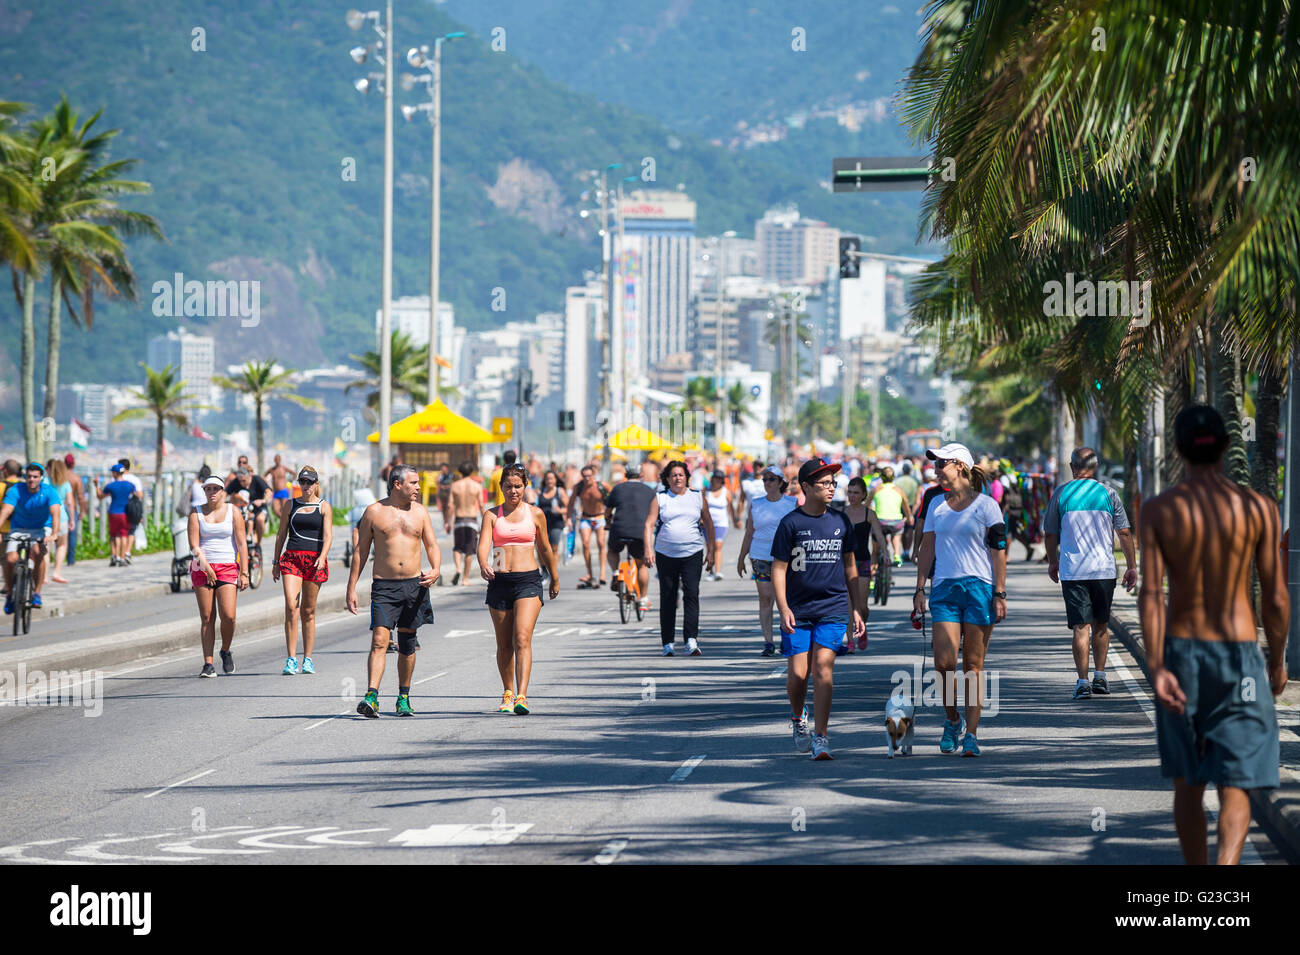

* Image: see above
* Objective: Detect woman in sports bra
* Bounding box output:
[478,463,560,715]
[271,466,333,675]
[188,476,250,678]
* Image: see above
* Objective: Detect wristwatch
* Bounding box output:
[993,590,1007,599]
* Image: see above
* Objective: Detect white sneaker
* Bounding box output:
[661,644,674,656]
[686,638,702,656]
[792,715,812,753]
[811,734,833,760]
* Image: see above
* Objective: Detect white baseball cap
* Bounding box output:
[926,443,975,470]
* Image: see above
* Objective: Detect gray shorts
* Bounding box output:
[1157,637,1279,789]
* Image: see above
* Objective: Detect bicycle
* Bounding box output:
[873,536,893,606]
[7,530,40,635]
[239,503,263,589]
[616,557,645,624]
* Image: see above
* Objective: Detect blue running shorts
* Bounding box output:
[930,576,995,626]
[782,616,848,656]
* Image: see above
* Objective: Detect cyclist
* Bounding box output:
[870,466,912,567]
[605,462,655,611]
[225,466,272,546]
[1,462,61,613]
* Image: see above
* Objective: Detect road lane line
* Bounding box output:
[593,838,629,864]
[142,768,215,799]
[304,828,389,846]
[413,670,449,686]
[669,755,706,782]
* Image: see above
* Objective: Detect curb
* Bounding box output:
[0,580,374,676]
[41,580,174,617]
[1109,614,1300,864]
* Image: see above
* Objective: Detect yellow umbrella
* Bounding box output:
[366,399,498,444]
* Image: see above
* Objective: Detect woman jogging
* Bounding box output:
[644,460,715,656]
[736,465,797,656]
[912,443,1008,757]
[704,470,731,581]
[870,466,912,567]
[535,469,568,556]
[189,476,249,678]
[478,463,559,714]
[272,466,332,675]
[45,458,73,584]
[843,476,887,652]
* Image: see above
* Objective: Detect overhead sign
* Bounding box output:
[491,417,513,439]
[833,156,933,193]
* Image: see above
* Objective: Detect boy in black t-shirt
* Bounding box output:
[771,458,867,760]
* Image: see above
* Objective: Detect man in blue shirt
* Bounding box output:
[771,457,867,760]
[1,462,62,613]
[94,464,138,567]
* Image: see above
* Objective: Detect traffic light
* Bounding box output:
[558,410,575,431]
[703,421,717,439]
[524,384,538,405]
[839,237,861,279]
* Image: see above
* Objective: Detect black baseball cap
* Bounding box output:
[797,457,841,485]
[1173,404,1228,464]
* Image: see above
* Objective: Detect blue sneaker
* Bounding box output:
[301,657,315,675]
[282,657,299,675]
[940,717,966,754]
[31,593,42,609]
[3,597,12,615]
[961,733,981,757]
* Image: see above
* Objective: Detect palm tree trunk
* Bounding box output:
[21,272,38,462]
[1251,362,1284,501]
[255,395,265,473]
[1209,318,1249,487]
[155,414,164,488]
[1162,357,1190,488]
[43,274,62,421]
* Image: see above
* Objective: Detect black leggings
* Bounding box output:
[656,549,702,646]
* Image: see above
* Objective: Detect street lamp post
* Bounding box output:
[347,5,394,492]
[715,230,736,454]
[403,32,465,406]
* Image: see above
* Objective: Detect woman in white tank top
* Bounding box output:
[705,471,732,581]
[643,461,716,656]
[187,477,249,679]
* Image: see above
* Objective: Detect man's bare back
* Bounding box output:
[451,477,484,520]
[1141,472,1282,644]
[364,498,433,579]
[265,460,291,493]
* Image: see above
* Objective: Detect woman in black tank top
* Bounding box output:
[845,477,885,651]
[535,470,568,553]
[271,466,333,675]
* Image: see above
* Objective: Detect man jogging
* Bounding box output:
[346,465,442,718]
[1139,406,1289,865]
[771,457,866,760]
[1043,447,1137,699]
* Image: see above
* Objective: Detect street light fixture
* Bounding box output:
[404,30,466,403]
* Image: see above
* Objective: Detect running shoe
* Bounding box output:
[451,571,461,586]
[856,632,869,651]
[639,597,651,611]
[357,689,380,718]
[387,640,397,653]
[792,709,812,753]
[893,555,903,567]
[1073,680,1092,700]
[498,690,515,713]
[1091,673,1110,695]
[513,694,530,715]
[220,649,234,674]
[31,593,42,609]
[940,717,965,754]
[282,656,299,675]
[961,733,981,757]
[687,638,702,656]
[301,657,315,675]
[199,663,217,678]
[122,554,132,565]
[761,643,776,657]
[811,734,834,760]
[3,597,11,615]
[395,694,414,717]
[661,644,674,656]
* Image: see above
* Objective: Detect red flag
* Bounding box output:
[191,424,215,441]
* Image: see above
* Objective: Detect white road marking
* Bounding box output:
[1108,657,1156,726]
[0,838,87,864]
[142,768,215,799]
[237,827,336,849]
[593,838,628,865]
[67,831,196,863]
[302,707,354,731]
[765,667,785,678]
[412,670,449,686]
[157,825,280,855]
[388,823,533,846]
[669,755,706,781]
[443,629,482,639]
[304,828,389,846]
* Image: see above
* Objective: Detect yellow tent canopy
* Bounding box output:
[366,399,498,444]
[595,423,676,451]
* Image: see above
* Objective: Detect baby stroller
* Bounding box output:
[170,516,194,593]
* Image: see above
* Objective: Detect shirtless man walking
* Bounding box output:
[346,465,442,717]
[1139,405,1290,865]
[566,464,610,588]
[448,460,484,586]
[264,454,293,507]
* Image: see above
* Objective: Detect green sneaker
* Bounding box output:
[395,694,414,717]
[357,690,380,718]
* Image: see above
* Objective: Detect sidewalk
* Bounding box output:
[35,550,175,617]
[1109,611,1300,863]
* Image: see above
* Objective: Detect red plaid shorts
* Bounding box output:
[279,549,328,583]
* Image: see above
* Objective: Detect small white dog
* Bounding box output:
[885,694,915,758]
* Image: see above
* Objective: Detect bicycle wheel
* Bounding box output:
[618,579,630,623]
[249,547,263,589]
[874,562,885,605]
[12,556,26,636]
[879,562,892,605]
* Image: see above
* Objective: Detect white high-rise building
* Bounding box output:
[839,259,887,339]
[564,279,603,437]
[146,327,214,414]
[755,206,840,285]
[375,296,459,386]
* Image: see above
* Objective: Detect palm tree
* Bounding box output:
[32,96,162,423]
[675,376,718,418]
[112,364,192,486]
[0,101,39,276]
[724,381,757,429]
[214,359,322,472]
[346,330,433,422]
[796,399,839,444]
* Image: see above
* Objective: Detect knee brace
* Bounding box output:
[397,629,421,655]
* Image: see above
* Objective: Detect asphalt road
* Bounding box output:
[0,535,1285,864]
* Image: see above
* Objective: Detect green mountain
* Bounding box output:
[0,0,933,423]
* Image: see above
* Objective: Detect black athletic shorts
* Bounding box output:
[485,570,544,611]
[370,577,435,643]
[609,536,645,562]
[1062,578,1115,628]
[453,519,479,555]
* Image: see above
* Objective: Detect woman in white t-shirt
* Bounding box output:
[735,465,798,657]
[644,460,715,656]
[912,444,1008,758]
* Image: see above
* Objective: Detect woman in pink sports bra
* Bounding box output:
[477,463,560,715]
